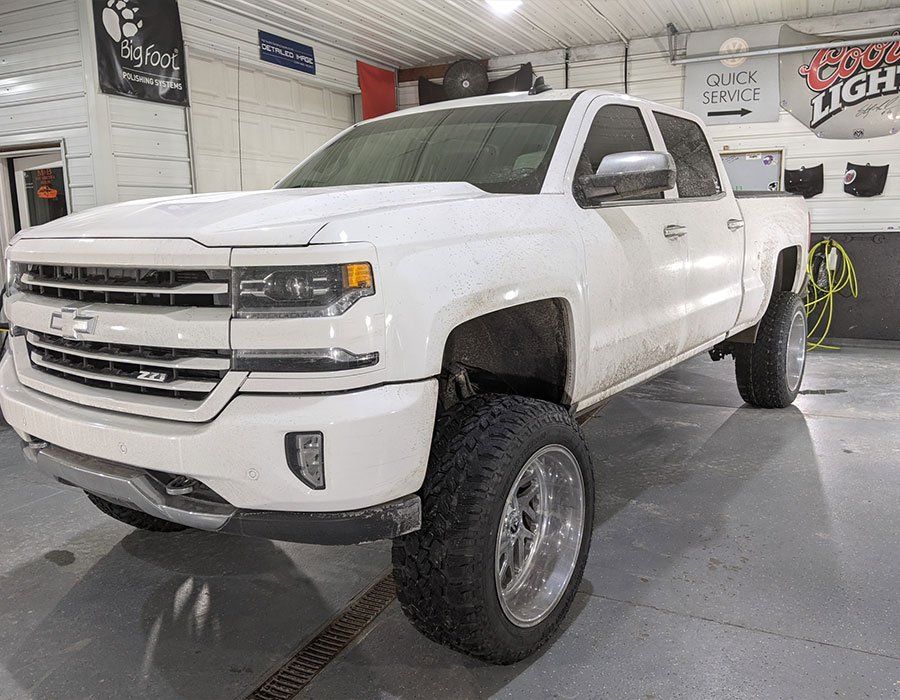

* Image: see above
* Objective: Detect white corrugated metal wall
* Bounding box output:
[399,9,899,234]
[0,0,95,211]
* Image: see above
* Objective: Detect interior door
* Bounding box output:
[652,110,744,350]
[572,102,688,400]
[13,154,69,229]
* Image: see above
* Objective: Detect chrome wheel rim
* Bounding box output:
[786,308,807,392]
[494,444,585,628]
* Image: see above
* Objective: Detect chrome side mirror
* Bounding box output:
[578,151,676,201]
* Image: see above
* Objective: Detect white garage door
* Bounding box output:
[187,50,355,192]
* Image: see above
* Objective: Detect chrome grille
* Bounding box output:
[15,264,230,307]
[25,331,230,400]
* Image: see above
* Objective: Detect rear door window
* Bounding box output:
[653,112,722,198]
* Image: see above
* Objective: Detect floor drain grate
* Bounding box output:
[247,572,397,699]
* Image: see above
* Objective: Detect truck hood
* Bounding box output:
[15,183,490,247]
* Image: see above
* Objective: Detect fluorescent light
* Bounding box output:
[486,0,522,16]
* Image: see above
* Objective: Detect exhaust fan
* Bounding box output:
[417,62,534,105]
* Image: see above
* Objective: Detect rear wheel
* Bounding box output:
[85,492,188,532]
[392,394,594,664]
[735,291,806,408]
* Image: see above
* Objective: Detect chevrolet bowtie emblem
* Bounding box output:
[50,307,97,339]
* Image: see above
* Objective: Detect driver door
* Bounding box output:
[570,101,689,401]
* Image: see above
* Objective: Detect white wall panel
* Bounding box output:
[0,0,93,212]
[104,95,192,199]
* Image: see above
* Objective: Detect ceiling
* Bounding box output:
[212,0,900,67]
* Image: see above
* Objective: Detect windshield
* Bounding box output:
[278,100,572,195]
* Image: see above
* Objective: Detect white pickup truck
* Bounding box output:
[0,88,808,663]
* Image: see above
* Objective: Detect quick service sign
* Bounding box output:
[259,30,316,75]
[683,26,781,125]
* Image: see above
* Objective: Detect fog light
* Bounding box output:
[285,432,325,489]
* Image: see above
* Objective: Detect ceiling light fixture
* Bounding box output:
[486,0,522,16]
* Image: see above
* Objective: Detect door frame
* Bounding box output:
[0,139,70,287]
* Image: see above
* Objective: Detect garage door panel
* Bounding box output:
[189,54,225,100]
[270,121,303,156]
[332,92,354,123]
[298,84,328,118]
[191,106,239,156]
[303,126,341,156]
[195,154,242,192]
[238,115,268,157]
[266,74,296,112]
[188,50,354,194]
[240,158,297,190]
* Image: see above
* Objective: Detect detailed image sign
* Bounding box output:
[258,31,316,75]
[684,25,782,125]
[92,0,188,106]
[780,26,900,139]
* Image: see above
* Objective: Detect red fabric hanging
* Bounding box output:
[357,61,397,120]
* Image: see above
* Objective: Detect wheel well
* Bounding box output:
[714,245,804,348]
[773,246,801,294]
[440,299,571,408]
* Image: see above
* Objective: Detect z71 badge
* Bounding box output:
[136,370,171,383]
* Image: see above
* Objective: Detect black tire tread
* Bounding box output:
[85,491,188,532]
[735,291,805,408]
[391,393,592,664]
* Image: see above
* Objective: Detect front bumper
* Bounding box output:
[0,350,438,514]
[24,441,420,544]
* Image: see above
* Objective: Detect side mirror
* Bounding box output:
[578,151,676,201]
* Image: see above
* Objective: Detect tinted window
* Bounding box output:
[654,112,722,198]
[578,104,654,176]
[278,101,572,195]
[574,104,659,203]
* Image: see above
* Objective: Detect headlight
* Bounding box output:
[233,263,374,318]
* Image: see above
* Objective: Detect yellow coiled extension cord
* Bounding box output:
[806,238,858,351]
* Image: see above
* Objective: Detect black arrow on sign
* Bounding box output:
[707,108,753,117]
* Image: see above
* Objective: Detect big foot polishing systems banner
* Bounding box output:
[93,0,189,106]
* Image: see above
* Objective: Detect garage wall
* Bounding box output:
[83,1,364,201]
[102,95,193,203]
[397,9,900,235]
[0,0,95,211]
[180,1,359,192]
[3,0,376,215]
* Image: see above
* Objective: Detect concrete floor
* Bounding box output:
[0,346,898,699]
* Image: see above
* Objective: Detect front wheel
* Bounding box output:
[392,394,594,664]
[735,291,807,408]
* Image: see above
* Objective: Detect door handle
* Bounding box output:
[664,224,687,239]
[727,218,745,231]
